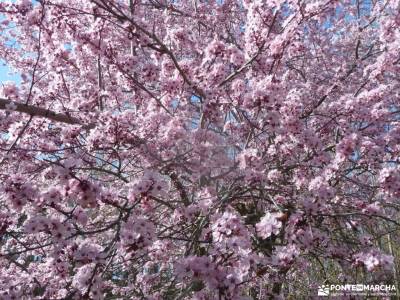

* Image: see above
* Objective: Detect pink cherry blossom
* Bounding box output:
[256,212,283,239]
[0,0,399,298]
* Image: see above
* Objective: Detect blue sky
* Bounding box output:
[0,61,21,86]
[0,0,22,86]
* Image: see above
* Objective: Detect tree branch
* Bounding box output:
[0,98,85,126]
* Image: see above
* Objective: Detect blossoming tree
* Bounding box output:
[0,0,400,299]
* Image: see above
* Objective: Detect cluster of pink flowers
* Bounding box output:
[2,174,37,210]
[120,215,156,256]
[24,216,72,241]
[256,212,283,239]
[211,210,252,252]
[65,179,101,208]
[1,82,19,100]
[379,167,400,198]
[0,0,399,298]
[128,170,168,200]
[72,263,104,299]
[353,249,394,271]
